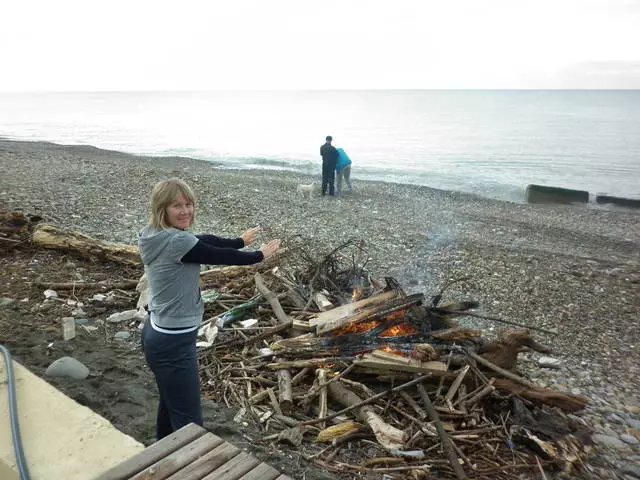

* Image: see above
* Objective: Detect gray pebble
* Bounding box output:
[45,356,90,380]
[114,331,131,341]
[620,434,640,446]
[0,297,16,307]
[623,463,640,479]
[592,434,629,450]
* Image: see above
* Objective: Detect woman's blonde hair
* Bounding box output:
[147,178,197,229]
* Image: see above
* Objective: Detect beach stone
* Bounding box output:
[620,434,639,446]
[0,297,16,307]
[113,331,131,341]
[607,413,625,424]
[74,318,90,325]
[622,463,640,479]
[627,418,640,430]
[538,356,562,369]
[107,309,138,323]
[45,356,90,380]
[592,434,628,450]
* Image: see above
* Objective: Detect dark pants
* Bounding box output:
[322,160,336,196]
[141,321,203,440]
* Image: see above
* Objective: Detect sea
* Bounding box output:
[1,90,639,203]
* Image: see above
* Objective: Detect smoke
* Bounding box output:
[392,224,460,297]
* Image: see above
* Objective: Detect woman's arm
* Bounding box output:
[196,234,244,249]
[181,240,263,265]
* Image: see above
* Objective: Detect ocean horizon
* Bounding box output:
[1,90,639,203]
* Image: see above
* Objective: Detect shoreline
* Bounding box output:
[4,136,638,207]
[1,137,640,476]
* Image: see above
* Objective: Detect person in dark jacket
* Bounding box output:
[139,178,280,440]
[320,135,339,196]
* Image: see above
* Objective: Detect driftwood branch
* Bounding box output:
[300,374,431,426]
[416,383,468,480]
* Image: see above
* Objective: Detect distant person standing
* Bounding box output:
[320,135,339,196]
[335,147,353,194]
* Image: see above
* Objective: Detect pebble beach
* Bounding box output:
[1,138,640,477]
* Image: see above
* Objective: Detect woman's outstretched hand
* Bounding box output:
[240,226,262,246]
[259,239,281,259]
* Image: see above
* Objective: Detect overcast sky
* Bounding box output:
[2,0,639,91]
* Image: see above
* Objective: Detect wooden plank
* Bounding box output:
[238,463,281,480]
[164,442,240,480]
[309,291,397,327]
[356,351,447,374]
[202,451,260,480]
[94,423,207,480]
[130,432,224,480]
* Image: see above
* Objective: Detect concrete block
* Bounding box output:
[525,184,589,204]
[595,195,640,209]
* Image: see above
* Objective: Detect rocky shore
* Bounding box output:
[1,139,639,478]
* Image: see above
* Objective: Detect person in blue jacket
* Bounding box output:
[335,147,353,194]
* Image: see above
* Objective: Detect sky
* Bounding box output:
[1,0,639,91]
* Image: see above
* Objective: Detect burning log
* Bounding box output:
[309,290,397,332]
[315,293,424,336]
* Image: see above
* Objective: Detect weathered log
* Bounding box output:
[34,280,138,291]
[327,381,406,450]
[478,329,552,371]
[277,361,293,414]
[199,255,280,285]
[317,368,328,428]
[213,320,293,350]
[493,378,588,413]
[254,273,290,325]
[31,224,140,265]
[431,327,483,342]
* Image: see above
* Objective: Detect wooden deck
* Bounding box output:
[94,423,293,480]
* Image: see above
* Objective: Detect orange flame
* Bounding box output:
[351,286,364,302]
[333,320,380,335]
[380,346,409,356]
[380,322,418,337]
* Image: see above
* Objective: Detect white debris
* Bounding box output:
[44,289,58,299]
[196,323,219,348]
[92,293,107,302]
[237,319,258,328]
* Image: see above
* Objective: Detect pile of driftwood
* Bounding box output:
[1,215,593,479]
[197,241,592,480]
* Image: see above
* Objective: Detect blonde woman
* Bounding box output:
[139,178,280,440]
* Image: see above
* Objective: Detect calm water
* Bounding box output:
[1,90,639,202]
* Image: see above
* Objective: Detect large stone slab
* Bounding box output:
[525,184,589,204]
[595,195,640,209]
